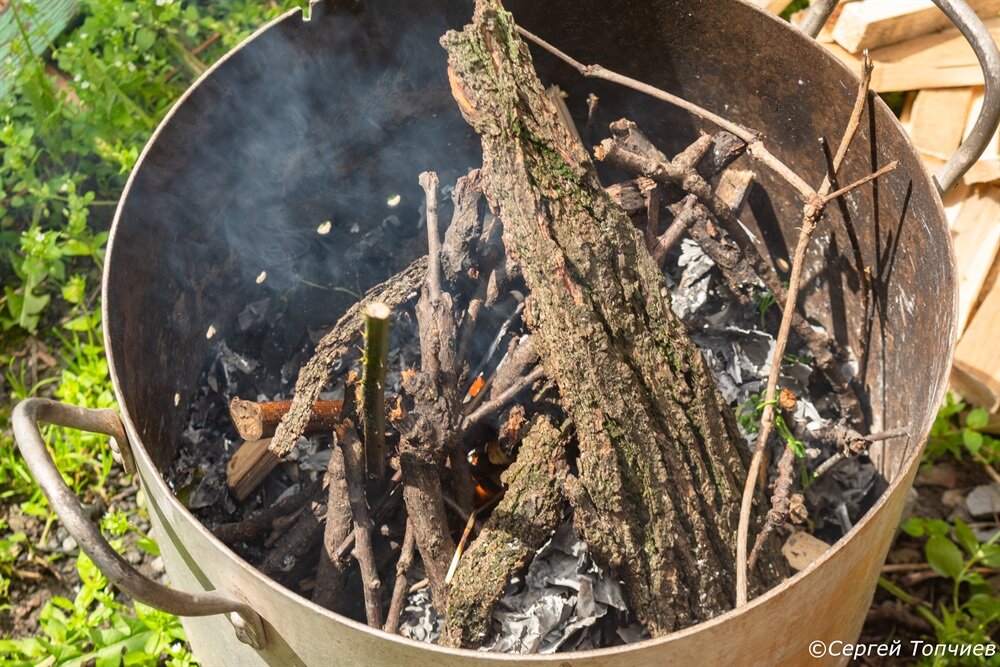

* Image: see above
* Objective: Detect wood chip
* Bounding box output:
[782,532,831,571]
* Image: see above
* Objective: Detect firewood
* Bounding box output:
[442,1,784,634]
[444,416,567,648]
[226,399,343,501]
[311,442,353,613]
[229,397,343,442]
[745,0,793,15]
[953,267,1000,411]
[337,421,383,628]
[390,172,473,612]
[950,187,1000,334]
[383,520,416,635]
[392,383,455,612]
[824,17,1000,92]
[226,438,278,503]
[917,88,1000,186]
[213,480,321,544]
[831,0,999,54]
[260,495,326,586]
[268,256,428,460]
[441,170,486,289]
[908,88,976,172]
[416,171,475,513]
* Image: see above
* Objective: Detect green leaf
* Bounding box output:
[135,537,160,556]
[901,517,926,537]
[63,314,92,331]
[952,519,979,556]
[926,535,965,579]
[981,544,1000,568]
[963,427,984,454]
[925,519,952,537]
[135,28,157,52]
[967,407,989,430]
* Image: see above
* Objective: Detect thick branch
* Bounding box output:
[443,1,782,634]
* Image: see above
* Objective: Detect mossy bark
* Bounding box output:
[442,0,781,635]
[444,416,568,647]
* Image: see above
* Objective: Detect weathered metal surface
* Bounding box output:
[16,0,974,664]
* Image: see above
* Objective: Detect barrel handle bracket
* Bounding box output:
[11,398,266,650]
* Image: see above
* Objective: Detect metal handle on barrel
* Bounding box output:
[799,0,1000,194]
[11,398,266,650]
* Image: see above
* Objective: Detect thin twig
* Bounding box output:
[384,520,416,634]
[337,422,383,628]
[444,491,504,584]
[516,25,815,199]
[462,365,545,429]
[823,162,899,203]
[333,469,402,561]
[978,459,1000,487]
[813,428,910,478]
[419,171,443,301]
[736,53,877,606]
[443,493,483,533]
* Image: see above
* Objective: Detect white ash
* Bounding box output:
[399,587,441,644]
[398,521,643,653]
[670,239,715,319]
[483,521,638,654]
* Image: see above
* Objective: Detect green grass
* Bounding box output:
[1,1,300,663]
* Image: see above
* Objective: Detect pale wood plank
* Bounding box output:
[746,0,794,14]
[823,17,1000,92]
[909,87,977,166]
[951,187,1000,335]
[832,0,999,54]
[953,265,1000,411]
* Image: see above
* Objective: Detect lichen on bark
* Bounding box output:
[442,0,782,635]
[444,415,568,647]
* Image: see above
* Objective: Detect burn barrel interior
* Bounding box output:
[107,0,952,602]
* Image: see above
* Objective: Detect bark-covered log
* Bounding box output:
[444,416,568,648]
[312,444,353,613]
[392,371,457,612]
[442,0,782,635]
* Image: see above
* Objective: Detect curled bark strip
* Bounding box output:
[444,416,568,648]
[269,257,427,459]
